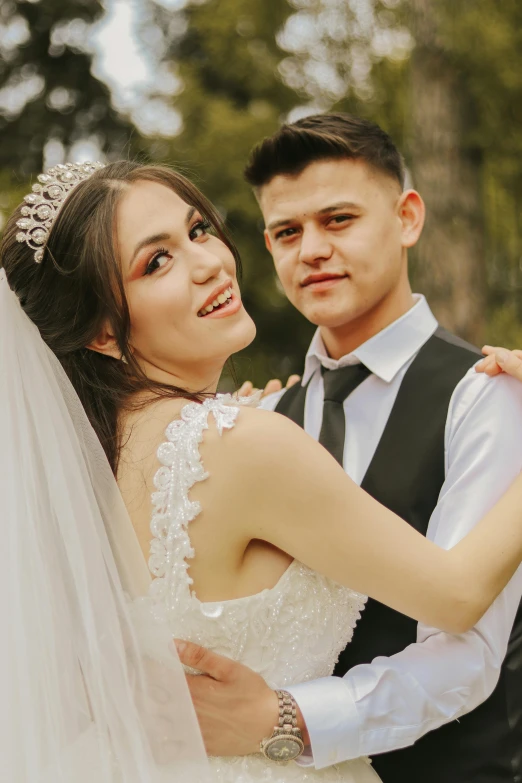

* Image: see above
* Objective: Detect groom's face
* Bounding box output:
[260,158,420,332]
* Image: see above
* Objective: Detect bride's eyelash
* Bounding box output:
[190,218,212,237]
[144,246,170,276]
[143,220,211,276]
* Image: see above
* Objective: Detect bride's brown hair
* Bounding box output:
[0,161,242,472]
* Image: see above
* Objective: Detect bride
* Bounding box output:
[1,160,522,783]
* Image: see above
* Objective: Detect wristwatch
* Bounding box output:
[260,690,305,763]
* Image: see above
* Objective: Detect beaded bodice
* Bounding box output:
[133,395,366,692]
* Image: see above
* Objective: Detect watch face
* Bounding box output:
[266,736,302,762]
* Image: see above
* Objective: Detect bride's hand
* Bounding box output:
[476,346,522,381]
[237,374,301,398]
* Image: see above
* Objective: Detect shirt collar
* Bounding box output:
[302,294,439,384]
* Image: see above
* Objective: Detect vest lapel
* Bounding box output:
[360,327,481,532]
[274,377,310,425]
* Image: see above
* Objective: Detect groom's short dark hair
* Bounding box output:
[244,113,405,191]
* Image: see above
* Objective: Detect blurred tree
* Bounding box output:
[0,169,27,236]
[0,0,133,178]
[407,0,487,343]
[432,0,522,346]
[149,0,316,386]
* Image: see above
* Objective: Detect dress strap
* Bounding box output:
[147,395,241,606]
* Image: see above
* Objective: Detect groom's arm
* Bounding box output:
[288,367,522,768]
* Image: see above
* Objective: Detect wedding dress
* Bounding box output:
[129,394,382,783]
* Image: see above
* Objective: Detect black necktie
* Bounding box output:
[319,364,371,464]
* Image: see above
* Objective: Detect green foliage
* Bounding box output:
[0,0,134,177]
[0,169,27,233]
[414,0,522,340]
[443,6,522,255]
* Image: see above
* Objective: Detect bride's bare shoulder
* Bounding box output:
[227,403,300,441]
[117,396,191,487]
[204,402,314,475]
[120,395,186,449]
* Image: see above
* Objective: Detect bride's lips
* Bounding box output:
[197,279,242,320]
[301,273,348,292]
[201,293,242,319]
[198,279,233,313]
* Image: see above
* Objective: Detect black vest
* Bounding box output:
[275,327,522,783]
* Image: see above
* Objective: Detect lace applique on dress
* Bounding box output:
[147,394,241,607]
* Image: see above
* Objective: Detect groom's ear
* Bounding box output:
[398,190,425,249]
[264,229,273,255]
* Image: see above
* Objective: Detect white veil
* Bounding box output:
[0,270,212,782]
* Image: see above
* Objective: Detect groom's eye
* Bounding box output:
[275,227,298,240]
[329,214,356,226]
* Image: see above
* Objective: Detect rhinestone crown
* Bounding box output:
[15,161,105,263]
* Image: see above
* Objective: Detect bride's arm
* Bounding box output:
[226,407,522,634]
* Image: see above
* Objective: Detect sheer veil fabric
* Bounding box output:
[0,271,211,782]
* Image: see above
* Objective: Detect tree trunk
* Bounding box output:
[408,0,486,344]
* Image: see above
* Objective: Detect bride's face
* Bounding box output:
[116,179,256,388]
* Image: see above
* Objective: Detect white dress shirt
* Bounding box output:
[260,294,522,769]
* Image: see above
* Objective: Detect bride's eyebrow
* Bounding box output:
[130,232,171,267]
[129,207,198,267]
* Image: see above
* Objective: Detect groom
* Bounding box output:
[177,113,522,782]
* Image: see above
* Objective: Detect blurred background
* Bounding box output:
[1,0,522,385]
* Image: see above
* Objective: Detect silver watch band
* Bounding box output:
[260,690,304,763]
[276,691,297,729]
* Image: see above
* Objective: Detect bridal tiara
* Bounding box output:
[15,161,105,263]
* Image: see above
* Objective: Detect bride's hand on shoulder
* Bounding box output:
[237,375,301,398]
[476,346,522,380]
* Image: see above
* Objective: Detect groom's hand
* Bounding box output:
[238,375,301,398]
[174,640,309,756]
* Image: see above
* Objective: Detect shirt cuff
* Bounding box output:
[286,677,360,770]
